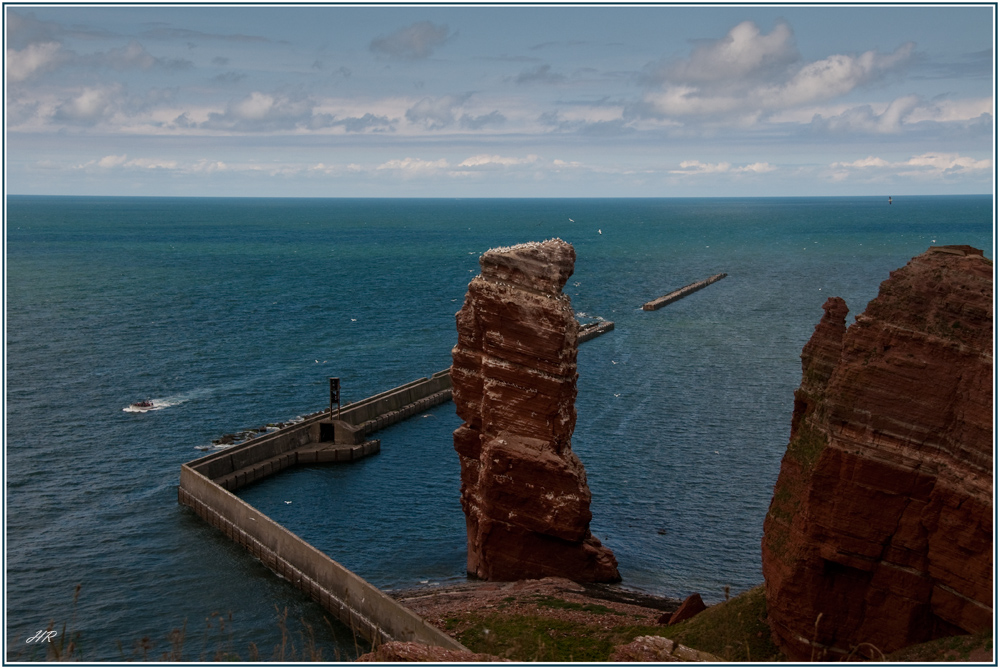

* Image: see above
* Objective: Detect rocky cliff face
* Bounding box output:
[451,239,620,583]
[762,245,993,660]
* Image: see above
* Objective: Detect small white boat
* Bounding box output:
[125,399,155,412]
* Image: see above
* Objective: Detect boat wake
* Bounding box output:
[121,389,203,413]
[123,398,172,413]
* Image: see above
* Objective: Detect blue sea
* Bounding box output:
[5,195,993,661]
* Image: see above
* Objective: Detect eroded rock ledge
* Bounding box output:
[762,245,993,661]
[451,239,620,583]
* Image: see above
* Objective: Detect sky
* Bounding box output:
[4,3,996,197]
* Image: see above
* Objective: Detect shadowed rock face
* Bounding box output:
[451,239,620,583]
[762,245,993,661]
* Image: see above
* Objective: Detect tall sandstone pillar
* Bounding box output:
[762,245,993,660]
[451,239,620,583]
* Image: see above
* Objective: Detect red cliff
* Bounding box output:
[451,239,620,583]
[762,245,993,660]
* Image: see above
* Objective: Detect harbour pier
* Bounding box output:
[176,319,615,651]
[579,319,615,342]
[178,370,465,651]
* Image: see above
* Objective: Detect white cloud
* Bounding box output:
[205,91,317,130]
[765,44,913,108]
[7,36,190,85]
[832,156,892,169]
[735,162,777,173]
[7,41,63,82]
[54,85,121,123]
[771,96,992,133]
[125,157,178,169]
[811,95,921,134]
[830,152,991,178]
[97,154,128,168]
[904,152,991,174]
[658,21,797,83]
[457,154,539,168]
[671,160,731,174]
[232,92,281,121]
[670,160,775,175]
[905,98,993,123]
[84,154,178,170]
[638,21,915,123]
[376,157,449,173]
[191,160,230,173]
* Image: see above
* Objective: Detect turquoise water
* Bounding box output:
[6,195,992,659]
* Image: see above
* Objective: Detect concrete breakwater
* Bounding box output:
[178,371,466,651]
[177,321,614,650]
[642,273,727,311]
[579,320,615,343]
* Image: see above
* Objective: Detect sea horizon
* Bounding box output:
[6,193,994,200]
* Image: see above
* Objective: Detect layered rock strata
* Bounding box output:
[451,239,620,583]
[762,245,993,660]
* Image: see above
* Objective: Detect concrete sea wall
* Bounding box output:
[178,371,466,651]
[178,331,612,650]
[187,369,452,488]
[178,465,464,650]
[642,273,727,311]
[579,320,615,343]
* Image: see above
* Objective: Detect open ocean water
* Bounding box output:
[5,195,993,660]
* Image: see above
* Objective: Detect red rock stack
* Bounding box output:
[762,245,993,660]
[451,239,620,583]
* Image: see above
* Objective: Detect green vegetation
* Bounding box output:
[663,585,784,662]
[787,422,827,469]
[457,614,662,662]
[6,586,355,663]
[456,586,784,662]
[29,583,991,663]
[533,595,623,616]
[115,607,350,662]
[885,630,993,663]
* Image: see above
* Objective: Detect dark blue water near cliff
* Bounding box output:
[6,196,993,660]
